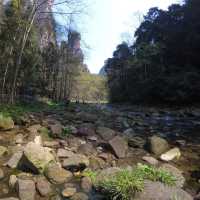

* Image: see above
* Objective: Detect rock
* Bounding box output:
[15,134,24,144]
[71,192,89,200]
[48,121,63,138]
[0,198,19,200]
[43,141,60,148]
[6,151,23,169]
[142,156,159,166]
[34,135,42,146]
[96,127,116,141]
[77,124,95,137]
[128,137,145,148]
[57,149,74,158]
[109,136,128,158]
[89,156,106,170]
[19,142,55,174]
[123,128,136,137]
[134,180,192,200]
[9,175,17,189]
[36,176,52,197]
[0,146,8,157]
[0,114,14,130]
[77,112,98,122]
[17,179,36,200]
[160,147,181,161]
[159,163,185,188]
[61,187,77,198]
[77,143,97,156]
[45,163,72,184]
[62,154,89,171]
[148,136,170,155]
[0,168,4,180]
[27,124,42,135]
[81,177,92,192]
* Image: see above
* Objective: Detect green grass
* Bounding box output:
[84,164,176,200]
[82,169,98,183]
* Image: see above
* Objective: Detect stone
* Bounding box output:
[19,142,55,174]
[6,151,23,169]
[159,163,185,188]
[109,136,128,158]
[15,134,24,144]
[134,180,192,200]
[89,156,106,170]
[9,175,17,189]
[43,141,60,148]
[45,163,72,184]
[71,192,89,200]
[0,114,14,130]
[0,198,19,200]
[160,147,181,161]
[81,177,92,192]
[57,149,74,158]
[77,143,97,156]
[62,154,89,171]
[0,146,8,157]
[0,168,4,180]
[36,176,52,197]
[48,121,63,138]
[148,136,170,155]
[142,156,159,166]
[128,137,145,148]
[27,124,42,135]
[17,179,36,200]
[96,127,116,141]
[61,187,76,198]
[77,124,95,137]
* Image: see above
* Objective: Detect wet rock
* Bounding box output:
[0,115,14,130]
[0,146,8,157]
[81,177,92,192]
[148,136,169,155]
[17,179,36,200]
[19,142,55,174]
[96,127,116,141]
[77,143,97,156]
[6,151,23,169]
[57,149,74,158]
[0,168,4,180]
[45,163,72,184]
[9,175,17,189]
[62,154,89,171]
[71,192,89,200]
[142,156,159,166]
[36,176,52,197]
[109,136,128,158]
[62,187,77,198]
[159,163,185,188]
[134,180,192,200]
[160,147,181,161]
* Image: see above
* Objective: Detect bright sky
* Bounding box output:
[56,0,181,74]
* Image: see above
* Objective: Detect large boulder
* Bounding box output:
[0,114,14,130]
[160,147,181,161]
[134,180,192,200]
[109,136,128,158]
[45,163,72,184]
[62,154,89,171]
[148,136,170,155]
[96,127,116,141]
[17,179,36,200]
[19,142,55,174]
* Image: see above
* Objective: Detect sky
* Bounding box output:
[56,0,182,74]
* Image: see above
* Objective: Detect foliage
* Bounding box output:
[82,169,98,183]
[85,164,176,200]
[105,0,200,104]
[61,127,72,138]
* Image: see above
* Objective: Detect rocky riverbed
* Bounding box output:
[0,103,200,200]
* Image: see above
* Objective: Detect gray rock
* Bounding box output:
[77,143,97,156]
[109,136,128,158]
[36,176,52,197]
[128,136,145,148]
[45,163,72,184]
[17,179,36,200]
[43,141,60,148]
[6,151,23,169]
[0,146,8,157]
[142,156,159,166]
[71,192,89,200]
[81,177,92,192]
[9,175,17,189]
[134,180,192,200]
[159,164,185,188]
[62,187,77,198]
[57,149,74,158]
[48,120,63,138]
[62,154,89,171]
[96,127,116,141]
[0,198,19,200]
[148,136,170,155]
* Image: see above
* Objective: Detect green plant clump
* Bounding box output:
[84,164,176,200]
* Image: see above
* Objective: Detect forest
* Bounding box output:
[104,0,200,105]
